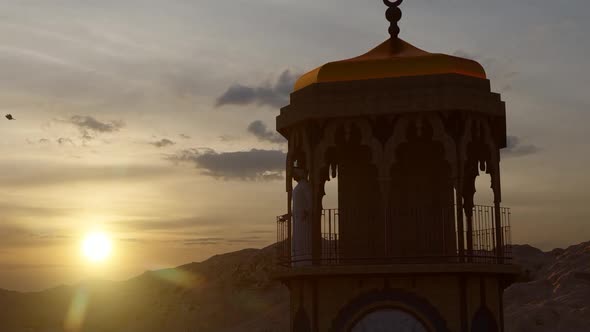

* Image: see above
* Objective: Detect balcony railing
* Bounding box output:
[276,205,512,267]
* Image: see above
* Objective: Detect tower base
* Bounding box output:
[278,264,519,332]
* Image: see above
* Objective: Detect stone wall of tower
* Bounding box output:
[286,270,510,332]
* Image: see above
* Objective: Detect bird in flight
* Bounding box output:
[5,114,15,120]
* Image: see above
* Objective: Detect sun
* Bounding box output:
[82,232,112,263]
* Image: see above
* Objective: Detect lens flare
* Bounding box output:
[64,287,89,331]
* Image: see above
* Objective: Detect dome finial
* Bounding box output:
[383,0,403,41]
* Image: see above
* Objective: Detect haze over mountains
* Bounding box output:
[0,242,589,332]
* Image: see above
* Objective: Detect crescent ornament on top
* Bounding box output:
[383,0,403,7]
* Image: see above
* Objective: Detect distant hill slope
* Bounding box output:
[0,246,288,332]
[505,242,590,332]
[0,242,589,332]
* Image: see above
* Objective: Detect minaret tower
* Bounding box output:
[276,1,519,331]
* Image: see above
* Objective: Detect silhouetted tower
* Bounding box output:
[276,1,519,331]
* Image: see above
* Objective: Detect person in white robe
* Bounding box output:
[292,167,312,267]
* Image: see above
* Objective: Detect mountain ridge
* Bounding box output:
[0,242,589,332]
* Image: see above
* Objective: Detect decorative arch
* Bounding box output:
[386,115,457,257]
[385,113,457,180]
[351,308,428,332]
[316,119,384,259]
[330,288,451,332]
[459,116,500,207]
[312,118,383,177]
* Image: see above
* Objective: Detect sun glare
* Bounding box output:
[82,232,112,263]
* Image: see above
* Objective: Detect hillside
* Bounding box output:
[505,242,590,332]
[0,242,589,332]
[0,246,288,332]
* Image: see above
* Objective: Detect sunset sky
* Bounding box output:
[0,0,589,291]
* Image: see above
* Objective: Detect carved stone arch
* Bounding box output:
[384,114,458,257]
[330,288,451,332]
[478,118,501,203]
[349,118,385,168]
[310,120,340,184]
[459,118,474,180]
[322,118,388,202]
[299,126,314,174]
[311,118,382,182]
[302,119,348,217]
[459,117,493,164]
[426,113,458,179]
[378,115,416,208]
[460,117,493,208]
[460,116,500,204]
[456,118,474,194]
[289,126,311,170]
[471,117,497,174]
[384,115,414,166]
[384,114,456,178]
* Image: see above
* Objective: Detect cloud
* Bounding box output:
[182,236,267,246]
[0,224,69,248]
[0,202,79,219]
[502,136,540,158]
[225,236,264,244]
[242,229,274,235]
[57,137,74,145]
[247,120,285,144]
[167,148,285,181]
[0,263,70,271]
[149,138,175,148]
[182,238,225,246]
[179,134,191,139]
[452,49,518,92]
[113,217,210,232]
[219,135,239,142]
[65,115,124,140]
[452,50,498,70]
[215,70,299,108]
[0,162,171,188]
[69,115,124,133]
[118,238,146,244]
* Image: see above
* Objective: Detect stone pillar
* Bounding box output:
[492,164,504,264]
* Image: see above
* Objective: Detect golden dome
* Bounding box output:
[294,39,487,92]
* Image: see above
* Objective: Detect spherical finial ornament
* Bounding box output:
[383,0,403,39]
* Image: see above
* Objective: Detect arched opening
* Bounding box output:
[474,173,494,206]
[321,168,338,263]
[322,123,381,263]
[389,119,456,259]
[351,308,429,332]
[469,173,497,259]
[331,287,450,332]
[322,171,338,209]
[462,121,502,262]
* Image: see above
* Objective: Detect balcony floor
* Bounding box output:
[274,262,521,280]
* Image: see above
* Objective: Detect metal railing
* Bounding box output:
[277,205,512,266]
